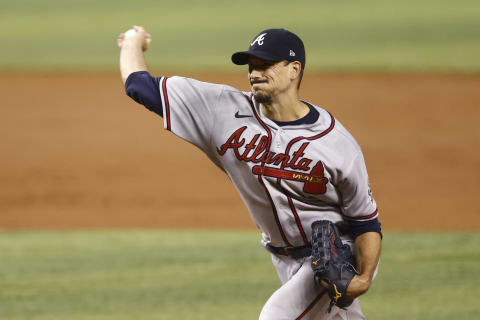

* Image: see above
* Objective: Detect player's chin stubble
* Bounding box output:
[253,92,272,105]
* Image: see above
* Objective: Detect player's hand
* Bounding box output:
[117,25,152,51]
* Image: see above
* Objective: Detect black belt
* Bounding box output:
[266,243,312,259]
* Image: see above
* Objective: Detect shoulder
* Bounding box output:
[311,104,362,153]
[166,76,250,101]
[305,103,364,174]
[166,76,239,93]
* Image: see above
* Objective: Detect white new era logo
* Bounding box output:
[289,50,296,57]
[251,33,267,46]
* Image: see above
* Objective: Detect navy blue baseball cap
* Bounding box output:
[232,28,306,69]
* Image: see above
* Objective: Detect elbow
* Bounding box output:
[121,70,134,85]
[124,73,141,99]
[125,80,135,98]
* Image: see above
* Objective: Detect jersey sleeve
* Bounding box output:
[158,76,224,160]
[338,151,378,221]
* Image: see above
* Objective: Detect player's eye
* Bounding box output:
[249,64,266,72]
[249,62,273,73]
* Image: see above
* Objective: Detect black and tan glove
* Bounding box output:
[311,220,359,313]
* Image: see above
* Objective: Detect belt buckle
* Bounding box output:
[283,246,294,256]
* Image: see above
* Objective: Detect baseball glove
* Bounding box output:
[311,220,359,313]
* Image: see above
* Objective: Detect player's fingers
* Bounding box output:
[136,31,151,51]
[142,37,152,51]
[133,25,145,32]
[320,280,329,289]
[117,33,125,48]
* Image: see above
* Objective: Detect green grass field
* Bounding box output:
[1,0,479,71]
[1,231,479,320]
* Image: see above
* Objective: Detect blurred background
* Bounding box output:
[0,0,479,319]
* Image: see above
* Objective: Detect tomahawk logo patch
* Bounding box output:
[252,161,329,195]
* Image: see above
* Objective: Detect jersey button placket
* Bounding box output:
[275,129,283,151]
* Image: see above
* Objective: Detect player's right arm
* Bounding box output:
[117,26,151,83]
[117,26,163,116]
[116,26,226,159]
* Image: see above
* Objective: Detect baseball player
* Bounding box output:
[117,26,382,320]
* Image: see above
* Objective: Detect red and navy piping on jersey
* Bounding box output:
[347,208,379,221]
[247,95,338,245]
[278,111,335,183]
[287,196,309,245]
[160,77,171,131]
[295,290,327,319]
[274,112,335,241]
[248,93,293,246]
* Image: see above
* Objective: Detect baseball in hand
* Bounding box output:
[117,26,151,51]
[124,29,137,39]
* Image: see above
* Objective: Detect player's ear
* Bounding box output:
[288,61,302,82]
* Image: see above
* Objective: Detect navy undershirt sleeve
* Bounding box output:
[349,218,383,240]
[125,71,163,117]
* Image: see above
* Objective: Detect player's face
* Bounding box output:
[248,57,293,104]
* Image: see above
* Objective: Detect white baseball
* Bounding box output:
[124,29,137,39]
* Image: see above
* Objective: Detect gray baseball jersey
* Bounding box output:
[157,76,378,248]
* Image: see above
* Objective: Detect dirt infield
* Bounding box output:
[1,72,479,231]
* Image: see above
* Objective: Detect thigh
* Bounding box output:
[259,256,365,320]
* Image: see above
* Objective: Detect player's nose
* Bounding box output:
[249,70,264,83]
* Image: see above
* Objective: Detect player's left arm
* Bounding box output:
[336,149,382,300]
[346,231,382,300]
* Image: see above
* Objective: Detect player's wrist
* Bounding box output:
[121,38,144,50]
[346,275,370,300]
[355,275,371,293]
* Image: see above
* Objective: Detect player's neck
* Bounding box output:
[260,91,308,122]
